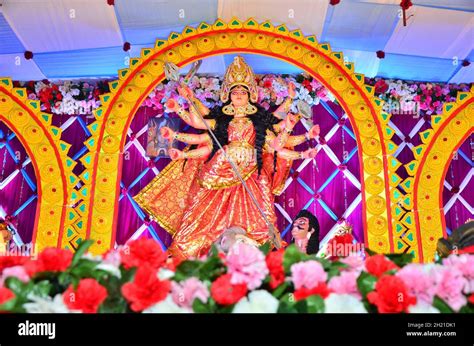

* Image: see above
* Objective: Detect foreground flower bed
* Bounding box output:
[0,239,473,313]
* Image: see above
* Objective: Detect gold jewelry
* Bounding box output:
[176,108,191,122]
[222,103,258,115]
[220,56,258,103]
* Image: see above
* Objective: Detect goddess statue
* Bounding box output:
[134,56,320,259]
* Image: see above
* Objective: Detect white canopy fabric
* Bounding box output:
[0,0,472,82]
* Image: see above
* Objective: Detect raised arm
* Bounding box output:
[166,98,216,130]
[273,82,296,119]
[168,145,212,161]
[160,127,211,145]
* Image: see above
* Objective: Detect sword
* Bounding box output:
[164,61,281,249]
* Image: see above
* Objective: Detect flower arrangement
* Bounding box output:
[13,80,110,115]
[12,77,470,117]
[365,78,471,115]
[0,238,473,314]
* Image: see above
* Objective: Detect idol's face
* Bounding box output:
[230,86,249,108]
[291,217,310,239]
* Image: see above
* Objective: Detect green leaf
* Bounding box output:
[4,277,27,294]
[365,248,377,256]
[305,295,325,313]
[356,272,377,299]
[192,298,211,313]
[433,296,454,313]
[173,260,202,282]
[385,252,414,267]
[259,242,271,255]
[272,281,290,299]
[282,244,312,273]
[69,259,99,278]
[71,239,95,267]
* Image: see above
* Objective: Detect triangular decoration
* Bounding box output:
[130,58,140,66]
[142,49,152,57]
[458,93,467,101]
[401,178,413,192]
[14,88,25,98]
[155,40,167,48]
[0,79,11,87]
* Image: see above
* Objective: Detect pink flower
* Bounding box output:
[171,277,209,310]
[328,271,361,299]
[443,254,474,294]
[396,264,437,304]
[340,254,365,272]
[433,266,467,311]
[291,260,327,290]
[102,249,121,267]
[0,265,30,285]
[226,243,268,290]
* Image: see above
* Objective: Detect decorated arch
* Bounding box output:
[83,18,395,255]
[412,87,474,262]
[0,78,78,251]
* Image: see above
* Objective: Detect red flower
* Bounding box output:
[374,79,389,94]
[0,255,29,274]
[24,51,33,60]
[123,42,131,52]
[327,233,354,260]
[25,247,73,276]
[376,50,385,59]
[266,249,285,289]
[263,80,273,88]
[400,0,413,10]
[330,0,340,5]
[468,294,474,305]
[121,265,171,312]
[365,254,398,277]
[302,79,313,92]
[0,287,15,306]
[210,274,248,306]
[63,278,107,313]
[120,238,167,269]
[294,283,331,301]
[367,275,416,313]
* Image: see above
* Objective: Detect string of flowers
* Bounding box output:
[13,76,470,116]
[13,80,110,115]
[365,77,471,115]
[0,239,473,313]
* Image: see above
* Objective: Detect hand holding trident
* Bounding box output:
[163,61,282,249]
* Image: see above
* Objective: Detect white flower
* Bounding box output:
[232,290,279,313]
[96,263,121,278]
[24,294,79,313]
[143,297,190,313]
[324,294,367,313]
[157,268,175,280]
[408,303,440,314]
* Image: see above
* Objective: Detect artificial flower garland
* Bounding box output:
[13,76,471,116]
[0,239,473,314]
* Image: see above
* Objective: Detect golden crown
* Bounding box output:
[220,56,258,103]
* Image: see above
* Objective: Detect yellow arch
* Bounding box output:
[0,78,78,250]
[83,18,394,254]
[413,87,474,262]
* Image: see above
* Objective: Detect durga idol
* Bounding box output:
[134,56,320,259]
